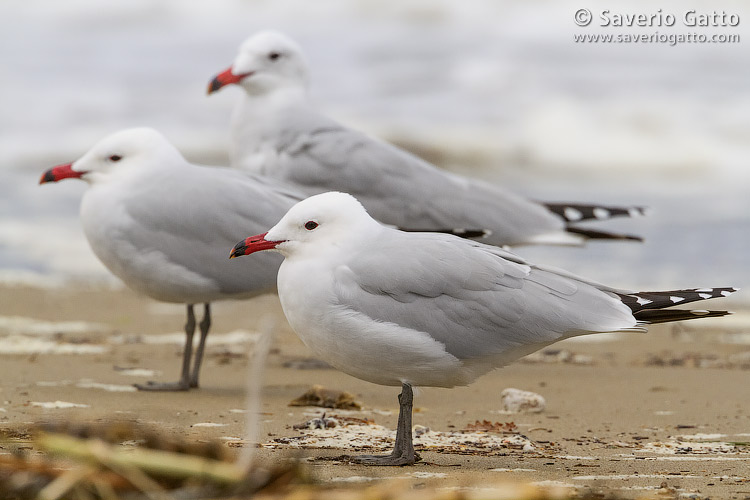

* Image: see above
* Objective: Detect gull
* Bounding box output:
[39,127,302,391]
[230,191,736,465]
[209,30,646,246]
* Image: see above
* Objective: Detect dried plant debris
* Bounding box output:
[521,349,594,365]
[0,420,628,500]
[0,427,33,455]
[293,413,341,430]
[0,421,306,500]
[640,437,739,455]
[0,427,33,442]
[282,357,333,370]
[269,417,544,456]
[463,420,518,433]
[313,481,581,500]
[642,350,750,369]
[289,385,362,410]
[36,420,229,460]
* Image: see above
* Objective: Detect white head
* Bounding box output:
[230,192,381,260]
[39,128,184,185]
[207,30,310,96]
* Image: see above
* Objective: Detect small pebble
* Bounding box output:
[500,388,546,413]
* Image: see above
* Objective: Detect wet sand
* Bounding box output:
[1,283,749,498]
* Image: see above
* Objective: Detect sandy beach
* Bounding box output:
[1,282,749,498]
[1,2,748,498]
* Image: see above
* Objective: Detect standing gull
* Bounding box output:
[40,128,302,391]
[230,191,736,465]
[209,30,646,246]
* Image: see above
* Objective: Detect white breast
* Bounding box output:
[277,258,473,388]
[79,186,219,304]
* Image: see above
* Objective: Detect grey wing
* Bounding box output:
[333,231,637,362]
[122,167,299,297]
[274,111,564,246]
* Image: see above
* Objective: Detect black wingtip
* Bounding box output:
[634,309,732,324]
[619,287,737,325]
[544,203,649,223]
[398,227,492,240]
[619,287,738,315]
[565,226,643,242]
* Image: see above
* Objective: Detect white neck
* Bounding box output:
[229,85,311,173]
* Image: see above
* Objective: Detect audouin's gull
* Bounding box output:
[209,30,647,246]
[230,191,736,465]
[40,127,302,391]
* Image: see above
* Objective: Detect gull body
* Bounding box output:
[40,127,302,390]
[231,191,736,464]
[210,30,646,246]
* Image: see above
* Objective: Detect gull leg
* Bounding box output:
[189,303,211,388]
[352,383,419,465]
[135,304,195,391]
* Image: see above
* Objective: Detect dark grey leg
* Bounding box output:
[189,303,211,388]
[352,383,418,465]
[135,304,195,391]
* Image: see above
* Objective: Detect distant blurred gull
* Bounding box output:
[209,30,646,246]
[40,128,302,391]
[230,191,736,465]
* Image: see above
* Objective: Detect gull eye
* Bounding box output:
[304,220,318,231]
[108,155,122,163]
[268,52,281,61]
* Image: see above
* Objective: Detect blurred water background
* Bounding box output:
[1,0,749,304]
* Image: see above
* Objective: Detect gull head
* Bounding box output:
[231,192,379,260]
[40,128,183,185]
[208,30,309,95]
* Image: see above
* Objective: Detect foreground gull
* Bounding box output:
[40,128,301,391]
[209,30,646,246]
[230,191,736,465]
